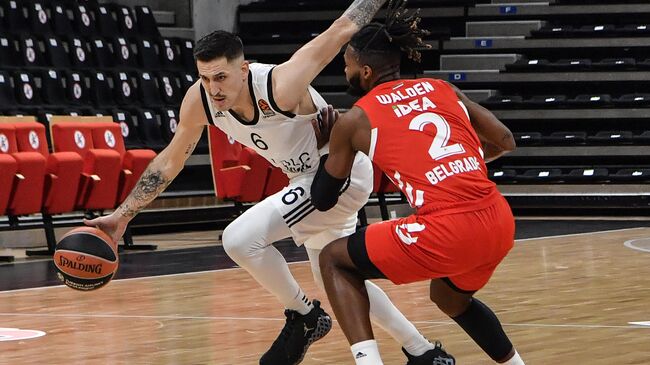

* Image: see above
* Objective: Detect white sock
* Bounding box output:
[286,288,314,315]
[351,340,383,365]
[500,350,524,365]
[365,281,435,356]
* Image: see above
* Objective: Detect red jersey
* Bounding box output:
[355,78,497,212]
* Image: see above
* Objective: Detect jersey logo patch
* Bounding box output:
[258,99,276,117]
[214,111,226,118]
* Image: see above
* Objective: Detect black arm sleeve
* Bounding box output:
[311,155,348,211]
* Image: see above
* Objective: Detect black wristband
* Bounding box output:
[311,154,347,211]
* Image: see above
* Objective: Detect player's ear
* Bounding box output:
[361,65,373,82]
[240,59,249,80]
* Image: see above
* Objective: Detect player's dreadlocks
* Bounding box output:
[349,0,430,64]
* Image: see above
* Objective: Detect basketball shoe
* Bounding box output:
[403,341,456,365]
[259,300,332,365]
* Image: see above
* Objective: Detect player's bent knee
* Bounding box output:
[221,224,249,260]
[318,239,348,274]
[432,296,472,317]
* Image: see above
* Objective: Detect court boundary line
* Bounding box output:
[1,227,646,294]
[0,312,648,331]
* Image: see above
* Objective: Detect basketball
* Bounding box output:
[53,227,119,291]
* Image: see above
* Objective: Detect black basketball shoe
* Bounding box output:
[403,341,456,365]
[259,300,332,365]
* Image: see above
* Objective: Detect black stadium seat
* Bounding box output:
[544,131,587,145]
[72,4,96,36]
[481,95,523,109]
[0,71,17,108]
[112,109,144,149]
[13,71,41,106]
[40,69,68,106]
[488,169,517,183]
[45,36,71,68]
[609,169,650,182]
[96,4,120,38]
[19,35,44,67]
[68,37,94,68]
[51,2,74,36]
[113,70,138,105]
[29,2,52,35]
[90,37,114,68]
[158,73,182,105]
[64,70,88,105]
[115,5,138,37]
[158,107,179,143]
[136,38,160,69]
[587,131,633,144]
[505,58,551,72]
[113,37,138,68]
[89,71,115,107]
[0,36,21,67]
[134,6,160,38]
[134,108,167,151]
[613,93,650,106]
[517,169,563,183]
[514,132,542,146]
[592,58,636,70]
[567,94,612,108]
[523,95,567,108]
[564,168,609,182]
[136,71,163,106]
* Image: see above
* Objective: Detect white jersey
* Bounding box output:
[200,63,328,179]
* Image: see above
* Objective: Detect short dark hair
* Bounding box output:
[349,0,430,66]
[194,30,244,62]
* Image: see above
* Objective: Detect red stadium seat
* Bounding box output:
[0,122,46,216]
[264,165,289,198]
[0,153,17,216]
[208,125,269,203]
[90,121,156,204]
[49,116,122,211]
[7,117,84,215]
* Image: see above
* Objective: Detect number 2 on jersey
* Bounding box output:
[409,112,465,161]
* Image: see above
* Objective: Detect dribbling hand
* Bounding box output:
[83,212,129,244]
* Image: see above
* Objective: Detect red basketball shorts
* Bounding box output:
[365,191,515,292]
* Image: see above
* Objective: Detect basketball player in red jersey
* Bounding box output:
[311,1,525,364]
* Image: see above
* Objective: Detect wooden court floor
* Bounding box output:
[1,227,650,364]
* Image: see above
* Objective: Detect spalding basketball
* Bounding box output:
[53,227,118,291]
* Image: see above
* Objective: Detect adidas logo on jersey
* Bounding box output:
[214,111,226,118]
[355,352,367,359]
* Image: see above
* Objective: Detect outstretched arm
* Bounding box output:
[272,0,388,111]
[450,83,516,162]
[85,83,208,242]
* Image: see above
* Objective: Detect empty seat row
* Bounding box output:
[0,1,159,38]
[482,94,650,108]
[489,168,650,183]
[514,131,650,146]
[0,116,156,218]
[506,57,650,72]
[531,24,650,38]
[0,35,195,71]
[0,69,196,109]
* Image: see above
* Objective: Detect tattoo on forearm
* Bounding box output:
[119,168,171,218]
[343,0,388,28]
[185,142,197,155]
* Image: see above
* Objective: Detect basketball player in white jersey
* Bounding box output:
[85,1,454,364]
